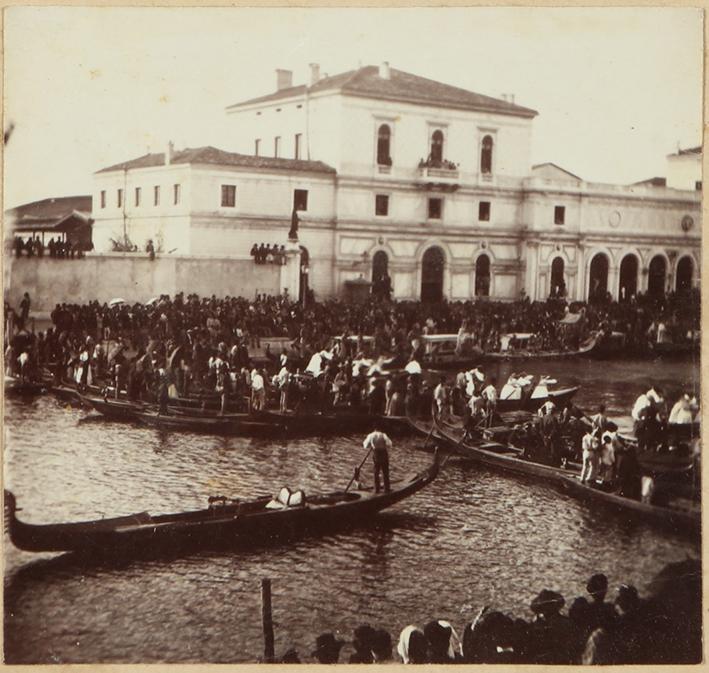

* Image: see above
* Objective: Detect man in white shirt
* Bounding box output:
[251,368,266,411]
[481,377,498,427]
[433,376,448,419]
[362,427,393,493]
[580,428,601,484]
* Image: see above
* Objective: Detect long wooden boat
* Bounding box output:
[131,409,271,435]
[3,457,439,554]
[410,416,700,535]
[649,340,700,358]
[421,332,600,370]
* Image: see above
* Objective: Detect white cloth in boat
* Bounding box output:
[530,376,557,399]
[500,374,533,400]
[405,360,422,375]
[265,486,307,509]
[631,393,654,421]
[482,384,498,402]
[669,396,694,424]
[305,351,332,377]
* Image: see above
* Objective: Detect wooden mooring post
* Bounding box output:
[261,578,275,663]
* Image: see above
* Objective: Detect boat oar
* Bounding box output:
[345,444,375,493]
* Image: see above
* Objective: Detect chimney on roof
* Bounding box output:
[379,61,391,80]
[276,69,293,91]
[309,63,321,86]
[165,140,174,165]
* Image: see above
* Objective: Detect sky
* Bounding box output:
[3,7,703,208]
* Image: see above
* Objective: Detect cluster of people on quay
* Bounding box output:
[250,243,288,265]
[12,235,87,259]
[276,562,699,665]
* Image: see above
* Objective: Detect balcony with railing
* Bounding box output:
[417,157,459,181]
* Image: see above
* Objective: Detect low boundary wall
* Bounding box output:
[4,253,290,312]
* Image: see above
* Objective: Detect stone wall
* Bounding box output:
[4,253,290,313]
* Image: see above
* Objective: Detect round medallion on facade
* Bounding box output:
[608,211,621,228]
[681,215,694,232]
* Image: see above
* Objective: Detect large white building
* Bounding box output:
[92,63,701,303]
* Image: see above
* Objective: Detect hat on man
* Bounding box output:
[530,589,565,615]
[311,632,345,658]
[586,573,609,598]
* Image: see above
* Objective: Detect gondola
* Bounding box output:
[3,456,439,554]
[251,409,413,436]
[556,474,700,534]
[410,416,700,536]
[131,409,270,435]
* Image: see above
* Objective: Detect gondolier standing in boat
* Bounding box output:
[363,426,392,493]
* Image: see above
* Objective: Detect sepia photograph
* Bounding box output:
[2,6,702,666]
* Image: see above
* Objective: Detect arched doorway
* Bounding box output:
[421,247,445,303]
[371,250,390,298]
[588,253,609,303]
[299,246,310,305]
[648,255,666,297]
[550,257,565,297]
[475,255,491,297]
[676,256,694,293]
[619,254,638,301]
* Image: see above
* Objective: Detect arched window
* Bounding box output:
[676,256,693,293]
[377,124,391,166]
[550,257,565,297]
[421,247,445,303]
[648,255,666,297]
[480,135,494,174]
[430,130,444,166]
[475,255,491,297]
[588,253,609,303]
[619,255,638,301]
[371,250,390,298]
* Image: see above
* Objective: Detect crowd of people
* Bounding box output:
[250,243,288,265]
[12,235,87,259]
[274,562,700,665]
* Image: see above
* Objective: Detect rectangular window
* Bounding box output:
[554,205,566,225]
[117,188,123,208]
[428,197,443,220]
[293,189,308,211]
[478,201,491,222]
[173,184,181,205]
[154,185,160,206]
[134,187,141,207]
[254,139,261,156]
[221,184,236,207]
[100,190,106,209]
[274,136,281,158]
[695,180,702,191]
[294,134,302,160]
[375,194,389,216]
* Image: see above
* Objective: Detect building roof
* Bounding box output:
[668,146,702,157]
[633,176,667,187]
[5,196,93,232]
[531,162,583,181]
[96,146,336,175]
[227,65,538,118]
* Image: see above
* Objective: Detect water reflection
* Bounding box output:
[3,357,700,663]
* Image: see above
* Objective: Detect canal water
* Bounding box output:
[4,357,700,663]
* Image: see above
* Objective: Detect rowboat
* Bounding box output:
[410,416,700,536]
[3,457,438,554]
[420,332,600,370]
[131,409,270,435]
